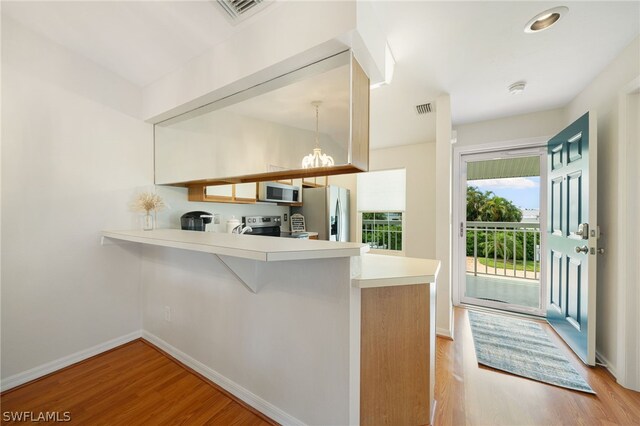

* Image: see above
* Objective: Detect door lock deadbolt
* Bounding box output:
[576,223,589,240]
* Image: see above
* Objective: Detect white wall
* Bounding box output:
[368,143,436,258]
[564,36,640,387]
[455,107,566,147]
[623,89,639,390]
[143,1,356,122]
[142,1,388,123]
[0,17,152,382]
[141,248,357,425]
[434,95,453,338]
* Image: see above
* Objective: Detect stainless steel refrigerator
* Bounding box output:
[293,186,350,242]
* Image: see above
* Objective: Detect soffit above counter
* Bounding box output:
[143,1,387,123]
[155,52,370,187]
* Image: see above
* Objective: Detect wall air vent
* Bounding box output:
[216,0,270,24]
[415,103,433,115]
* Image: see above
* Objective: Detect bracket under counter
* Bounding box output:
[214,254,260,293]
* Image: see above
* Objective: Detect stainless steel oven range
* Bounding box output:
[242,215,309,239]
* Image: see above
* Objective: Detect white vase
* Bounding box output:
[143,214,154,231]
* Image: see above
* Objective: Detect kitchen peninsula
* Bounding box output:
[103,229,439,425]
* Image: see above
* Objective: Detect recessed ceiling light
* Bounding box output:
[525,6,568,33]
[508,81,526,95]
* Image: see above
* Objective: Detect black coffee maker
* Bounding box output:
[180,211,213,232]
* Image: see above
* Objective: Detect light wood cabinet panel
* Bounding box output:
[360,283,436,425]
[351,58,370,172]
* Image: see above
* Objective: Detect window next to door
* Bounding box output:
[357,168,406,254]
[361,212,404,252]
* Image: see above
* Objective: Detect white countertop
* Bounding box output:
[351,254,441,288]
[102,229,368,262]
[280,230,319,237]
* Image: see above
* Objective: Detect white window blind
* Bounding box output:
[357,168,406,211]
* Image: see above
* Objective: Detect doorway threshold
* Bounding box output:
[459,303,546,322]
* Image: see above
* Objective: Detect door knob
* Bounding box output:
[575,245,589,254]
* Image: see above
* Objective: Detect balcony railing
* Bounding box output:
[362,213,403,251]
[466,221,540,281]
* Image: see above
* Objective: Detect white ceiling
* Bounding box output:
[2,1,639,150]
[1,0,279,87]
[370,1,640,147]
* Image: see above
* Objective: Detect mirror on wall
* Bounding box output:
[154,50,369,187]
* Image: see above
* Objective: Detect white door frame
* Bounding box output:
[452,137,549,315]
[615,76,640,390]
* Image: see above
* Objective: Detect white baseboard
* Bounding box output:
[436,327,453,339]
[596,350,618,379]
[141,331,304,426]
[1,330,142,392]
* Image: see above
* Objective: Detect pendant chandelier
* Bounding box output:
[302,101,334,169]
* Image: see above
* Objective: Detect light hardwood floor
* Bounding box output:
[435,307,640,425]
[0,340,274,425]
[2,310,639,425]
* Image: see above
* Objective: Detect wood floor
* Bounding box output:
[0,340,274,425]
[435,307,640,425]
[3,309,640,425]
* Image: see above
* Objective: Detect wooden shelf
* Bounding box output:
[188,183,257,204]
[160,165,361,188]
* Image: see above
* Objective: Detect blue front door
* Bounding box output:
[546,112,598,365]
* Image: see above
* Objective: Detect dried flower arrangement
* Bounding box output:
[132,192,165,215]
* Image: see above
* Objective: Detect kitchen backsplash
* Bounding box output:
[154,186,290,233]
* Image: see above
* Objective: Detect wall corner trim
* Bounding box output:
[0,331,142,392]
[436,327,454,340]
[141,331,305,426]
[596,350,618,381]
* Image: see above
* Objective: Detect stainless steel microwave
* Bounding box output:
[258,182,300,203]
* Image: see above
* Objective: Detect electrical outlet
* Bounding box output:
[284,213,288,221]
[164,306,171,322]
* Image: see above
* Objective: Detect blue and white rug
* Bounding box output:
[468,310,595,394]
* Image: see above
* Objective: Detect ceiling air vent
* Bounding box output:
[415,103,433,115]
[216,0,270,24]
